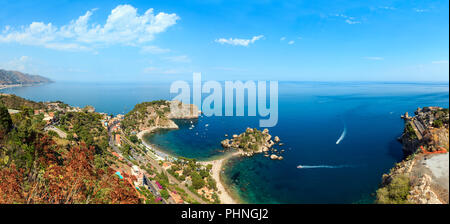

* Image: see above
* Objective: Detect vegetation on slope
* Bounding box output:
[376,174,411,204]
[0,94,45,110]
[0,99,140,204]
[121,100,170,134]
[57,112,109,154]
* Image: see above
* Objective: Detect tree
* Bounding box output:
[160,189,169,200]
[0,103,12,139]
[47,130,58,137]
[129,135,139,144]
[191,172,205,190]
[433,119,443,128]
[376,175,410,204]
[0,141,141,204]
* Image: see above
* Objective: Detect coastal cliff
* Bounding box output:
[121,100,199,135]
[0,69,51,87]
[400,107,449,155]
[376,107,449,204]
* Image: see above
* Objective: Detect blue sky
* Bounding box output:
[0,0,448,82]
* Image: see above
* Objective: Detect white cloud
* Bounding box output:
[0,4,180,51]
[164,55,191,63]
[364,56,384,60]
[215,35,264,47]
[1,56,31,71]
[333,14,361,25]
[140,45,171,54]
[380,6,396,10]
[432,60,449,64]
[345,19,361,24]
[414,9,428,13]
[288,40,295,45]
[280,37,286,41]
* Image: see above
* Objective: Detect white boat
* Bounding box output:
[297,165,303,169]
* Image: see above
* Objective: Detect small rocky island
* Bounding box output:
[221,127,285,160]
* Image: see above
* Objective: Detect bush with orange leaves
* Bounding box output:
[0,135,140,204]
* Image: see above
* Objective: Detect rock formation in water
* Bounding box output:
[221,127,284,160]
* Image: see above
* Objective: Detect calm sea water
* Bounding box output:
[2,81,449,203]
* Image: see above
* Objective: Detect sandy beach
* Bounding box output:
[137,128,171,160]
[136,128,156,140]
[200,151,241,204]
[0,84,23,89]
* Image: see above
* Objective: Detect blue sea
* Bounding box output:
[2,81,449,203]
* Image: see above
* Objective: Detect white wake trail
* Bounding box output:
[336,125,347,144]
[298,165,353,169]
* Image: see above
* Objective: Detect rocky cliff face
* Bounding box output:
[0,69,51,85]
[167,100,199,119]
[377,107,449,204]
[400,107,449,156]
[121,100,199,134]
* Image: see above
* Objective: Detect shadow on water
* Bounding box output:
[387,138,405,161]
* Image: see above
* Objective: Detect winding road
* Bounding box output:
[107,125,206,204]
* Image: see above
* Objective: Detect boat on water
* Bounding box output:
[297,165,303,169]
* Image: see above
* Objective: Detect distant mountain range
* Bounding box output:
[0,69,52,85]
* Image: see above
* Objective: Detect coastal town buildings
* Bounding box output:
[115,134,121,146]
[162,162,173,170]
[197,186,215,202]
[43,112,54,124]
[168,191,184,204]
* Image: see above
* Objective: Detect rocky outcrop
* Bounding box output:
[400,107,449,156]
[408,174,442,204]
[122,100,198,134]
[221,128,285,160]
[167,100,200,119]
[274,136,280,142]
[377,107,449,204]
[377,154,446,204]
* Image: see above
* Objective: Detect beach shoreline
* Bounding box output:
[137,128,174,161]
[0,84,24,90]
[0,83,49,90]
[137,128,241,204]
[199,151,241,204]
